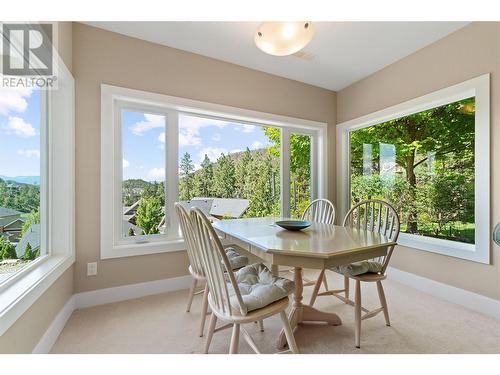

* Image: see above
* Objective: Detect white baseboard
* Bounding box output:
[74,274,192,309]
[32,295,76,354]
[33,274,192,353]
[387,266,500,320]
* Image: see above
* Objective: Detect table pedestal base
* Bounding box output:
[277,267,342,349]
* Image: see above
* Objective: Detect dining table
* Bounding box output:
[213,216,397,348]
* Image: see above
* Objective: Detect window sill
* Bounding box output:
[101,238,187,259]
[0,254,75,336]
[397,233,488,264]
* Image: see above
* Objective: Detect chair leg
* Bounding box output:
[279,310,299,354]
[199,283,209,337]
[204,313,217,354]
[354,280,361,348]
[258,320,264,332]
[322,272,329,291]
[376,281,390,326]
[186,278,197,312]
[344,276,350,301]
[309,269,325,306]
[229,323,240,354]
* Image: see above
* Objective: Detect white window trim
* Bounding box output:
[0,55,75,336]
[101,84,328,259]
[336,74,490,264]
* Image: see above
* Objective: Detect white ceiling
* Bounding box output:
[84,22,469,91]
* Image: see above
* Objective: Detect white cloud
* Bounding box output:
[131,114,165,135]
[179,115,234,147]
[147,167,165,181]
[179,130,201,147]
[123,159,129,169]
[198,147,228,163]
[158,132,165,144]
[250,141,264,150]
[230,149,243,154]
[241,124,256,133]
[17,149,40,158]
[0,87,33,115]
[4,116,36,137]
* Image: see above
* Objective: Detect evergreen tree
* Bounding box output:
[245,154,275,217]
[179,152,195,200]
[23,243,34,260]
[235,148,252,198]
[196,154,214,197]
[0,236,17,260]
[213,153,236,198]
[135,197,163,235]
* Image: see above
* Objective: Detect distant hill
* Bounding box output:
[0,175,40,185]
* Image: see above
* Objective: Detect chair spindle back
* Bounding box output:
[301,198,336,224]
[175,203,204,277]
[190,207,247,317]
[343,199,400,274]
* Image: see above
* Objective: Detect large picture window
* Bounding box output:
[349,97,475,244]
[337,75,490,263]
[101,85,327,259]
[0,88,46,283]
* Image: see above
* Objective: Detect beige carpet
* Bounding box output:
[51,271,500,354]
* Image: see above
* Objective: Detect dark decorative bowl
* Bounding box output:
[275,220,311,231]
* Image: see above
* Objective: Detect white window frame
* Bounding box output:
[336,74,490,264]
[0,55,75,336]
[101,84,328,259]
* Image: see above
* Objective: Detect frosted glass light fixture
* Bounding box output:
[255,22,314,56]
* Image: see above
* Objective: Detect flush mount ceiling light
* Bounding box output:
[255,22,314,56]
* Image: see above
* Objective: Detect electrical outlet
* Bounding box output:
[87,262,97,276]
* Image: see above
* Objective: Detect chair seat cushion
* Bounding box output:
[224,246,248,270]
[228,263,294,314]
[330,260,383,277]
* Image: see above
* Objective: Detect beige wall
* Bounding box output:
[337,22,500,300]
[72,23,337,293]
[0,266,74,353]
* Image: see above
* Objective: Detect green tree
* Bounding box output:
[264,128,311,217]
[135,197,163,235]
[196,154,214,197]
[245,153,277,217]
[350,98,475,233]
[22,208,40,235]
[213,153,236,198]
[128,227,135,237]
[179,152,195,200]
[235,148,252,198]
[0,236,17,260]
[23,243,35,260]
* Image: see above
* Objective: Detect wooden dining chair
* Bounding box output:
[175,203,250,337]
[309,199,400,348]
[290,199,336,290]
[190,207,299,354]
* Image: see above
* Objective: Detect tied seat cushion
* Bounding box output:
[228,263,294,314]
[331,260,383,277]
[224,246,248,270]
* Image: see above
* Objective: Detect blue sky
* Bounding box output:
[0,89,273,182]
[0,87,41,177]
[122,112,274,182]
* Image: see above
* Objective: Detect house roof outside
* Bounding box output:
[0,207,22,217]
[15,224,40,258]
[4,218,25,230]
